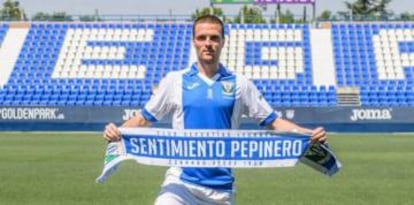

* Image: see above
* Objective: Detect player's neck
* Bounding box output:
[197,61,219,79]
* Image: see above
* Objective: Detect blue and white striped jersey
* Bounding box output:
[141,63,277,190]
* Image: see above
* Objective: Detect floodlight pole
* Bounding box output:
[312,2,316,23]
[94,9,99,22]
[276,3,281,24]
[241,4,245,23]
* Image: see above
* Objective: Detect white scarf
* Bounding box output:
[96,128,341,183]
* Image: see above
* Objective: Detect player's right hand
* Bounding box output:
[103,123,121,142]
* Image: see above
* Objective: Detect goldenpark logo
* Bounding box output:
[0,107,65,120]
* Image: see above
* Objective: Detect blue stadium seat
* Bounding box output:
[0,22,412,107]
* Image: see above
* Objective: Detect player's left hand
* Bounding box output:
[310,127,327,144]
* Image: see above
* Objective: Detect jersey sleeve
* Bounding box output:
[241,78,278,126]
[141,73,175,122]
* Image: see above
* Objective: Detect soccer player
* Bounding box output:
[103,14,327,205]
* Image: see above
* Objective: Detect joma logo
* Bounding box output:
[122,109,141,121]
[350,109,392,121]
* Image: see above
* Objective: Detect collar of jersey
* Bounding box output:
[188,63,232,78]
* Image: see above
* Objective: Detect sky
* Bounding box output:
[16,0,413,18]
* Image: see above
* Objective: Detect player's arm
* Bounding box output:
[270,117,327,143]
[239,76,327,144]
[103,114,151,142]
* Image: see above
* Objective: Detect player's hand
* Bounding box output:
[310,127,327,144]
[103,123,121,142]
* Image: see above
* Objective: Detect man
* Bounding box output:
[103,15,327,205]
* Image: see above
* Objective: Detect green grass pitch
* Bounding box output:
[0,132,413,205]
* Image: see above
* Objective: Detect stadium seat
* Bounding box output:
[0,22,413,107]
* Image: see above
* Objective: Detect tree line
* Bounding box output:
[1,0,413,22]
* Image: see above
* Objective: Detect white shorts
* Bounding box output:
[154,171,234,205]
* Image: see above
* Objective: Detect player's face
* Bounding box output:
[193,22,224,65]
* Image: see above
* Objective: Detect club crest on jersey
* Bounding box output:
[221,81,235,96]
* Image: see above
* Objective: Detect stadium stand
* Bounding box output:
[220,24,336,107]
[0,22,413,108]
[332,23,414,106]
